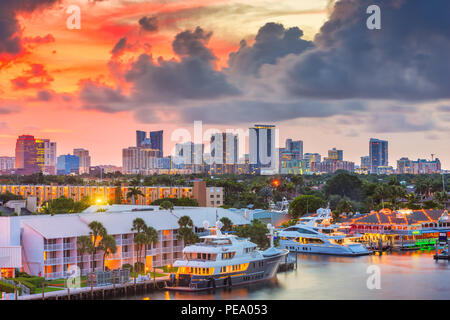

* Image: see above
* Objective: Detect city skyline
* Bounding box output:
[1,130,446,174]
[0,0,449,168]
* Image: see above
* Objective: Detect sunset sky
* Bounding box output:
[0,0,449,168]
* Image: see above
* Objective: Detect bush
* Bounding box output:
[15,276,44,289]
[0,280,23,295]
[12,278,36,293]
[122,263,133,272]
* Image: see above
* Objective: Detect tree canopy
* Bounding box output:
[289,195,326,219]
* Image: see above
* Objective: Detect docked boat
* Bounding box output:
[278,208,371,256]
[168,221,288,291]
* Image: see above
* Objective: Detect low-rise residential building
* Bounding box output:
[0,185,195,207]
[0,206,250,279]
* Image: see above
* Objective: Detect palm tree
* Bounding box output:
[434,191,448,209]
[88,221,107,272]
[144,226,158,270]
[132,218,148,273]
[220,217,233,232]
[177,215,198,245]
[159,200,174,212]
[127,187,144,205]
[389,185,407,209]
[178,215,194,228]
[374,184,391,209]
[99,235,117,271]
[77,236,94,270]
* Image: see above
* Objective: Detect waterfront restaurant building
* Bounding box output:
[341,209,450,248]
[0,206,249,279]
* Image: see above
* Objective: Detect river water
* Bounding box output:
[120,251,450,300]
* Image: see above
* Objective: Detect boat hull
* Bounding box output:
[167,251,288,292]
[280,241,370,256]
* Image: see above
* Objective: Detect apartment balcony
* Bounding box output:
[77,255,90,263]
[173,245,184,252]
[44,257,63,266]
[44,272,63,280]
[122,239,134,245]
[146,248,161,256]
[44,243,62,251]
[122,251,133,259]
[114,238,122,246]
[63,243,75,250]
[158,259,173,267]
[106,253,122,260]
[63,256,76,264]
[162,235,173,241]
[161,247,172,254]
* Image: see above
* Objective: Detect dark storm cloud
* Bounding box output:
[172,27,215,61]
[367,113,437,133]
[175,99,367,124]
[0,105,19,114]
[227,22,314,77]
[81,27,240,110]
[139,16,158,32]
[0,0,59,56]
[79,80,129,113]
[111,37,127,57]
[281,0,450,100]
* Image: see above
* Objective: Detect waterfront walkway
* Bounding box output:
[18,276,170,300]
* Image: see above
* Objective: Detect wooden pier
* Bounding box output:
[433,254,450,261]
[277,254,297,272]
[18,276,170,300]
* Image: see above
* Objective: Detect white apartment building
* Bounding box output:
[0,206,250,280]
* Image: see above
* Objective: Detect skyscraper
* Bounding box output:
[150,130,163,158]
[136,130,152,148]
[369,138,388,173]
[57,154,80,175]
[15,135,39,175]
[73,148,91,175]
[174,142,205,173]
[285,139,303,160]
[360,156,370,170]
[328,147,343,161]
[210,132,238,174]
[122,147,159,175]
[36,139,56,175]
[249,124,276,175]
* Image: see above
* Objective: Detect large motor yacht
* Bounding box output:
[168,221,288,291]
[278,208,370,256]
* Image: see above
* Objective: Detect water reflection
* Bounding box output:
[130,251,449,300]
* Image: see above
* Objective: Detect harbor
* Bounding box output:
[119,251,450,300]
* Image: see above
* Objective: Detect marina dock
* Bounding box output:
[18,277,170,300]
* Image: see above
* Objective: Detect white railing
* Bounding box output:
[44,272,62,280]
[44,258,62,265]
[63,256,76,264]
[146,248,161,256]
[115,238,122,246]
[122,251,133,259]
[162,247,172,253]
[122,239,133,245]
[77,255,90,262]
[173,245,184,252]
[63,243,75,250]
[160,259,173,266]
[44,243,62,251]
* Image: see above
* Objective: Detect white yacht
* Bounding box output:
[278,208,370,256]
[168,221,288,291]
